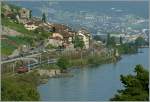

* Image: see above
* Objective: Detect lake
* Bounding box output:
[38,48,149,101]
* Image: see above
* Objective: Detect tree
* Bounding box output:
[57,57,69,71]
[117,43,137,54]
[135,37,146,47]
[120,36,123,45]
[110,64,149,101]
[73,35,84,49]
[106,33,116,48]
[73,35,85,59]
[106,33,111,46]
[42,13,46,23]
[29,10,32,18]
[34,27,49,41]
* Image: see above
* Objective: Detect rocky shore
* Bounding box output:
[36,69,73,84]
[38,69,61,77]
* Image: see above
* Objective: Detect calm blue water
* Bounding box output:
[38,48,149,101]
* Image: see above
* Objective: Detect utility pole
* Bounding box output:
[28,60,30,72]
[47,53,50,65]
[12,63,15,73]
[39,54,42,66]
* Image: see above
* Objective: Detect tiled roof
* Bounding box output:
[52,23,75,38]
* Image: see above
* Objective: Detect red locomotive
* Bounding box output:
[17,66,28,73]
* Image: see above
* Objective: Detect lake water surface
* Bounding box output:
[38,48,149,101]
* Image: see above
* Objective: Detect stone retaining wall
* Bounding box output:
[38,69,61,77]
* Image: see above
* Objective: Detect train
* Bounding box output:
[17,66,28,73]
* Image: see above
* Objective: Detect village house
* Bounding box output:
[49,24,75,49]
[24,22,38,30]
[19,8,30,19]
[38,22,53,32]
[18,8,31,24]
[48,33,63,47]
[77,28,91,49]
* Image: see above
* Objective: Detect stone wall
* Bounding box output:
[38,69,61,77]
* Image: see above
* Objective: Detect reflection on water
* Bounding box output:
[38,48,149,101]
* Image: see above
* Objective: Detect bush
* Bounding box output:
[117,43,137,54]
[57,57,69,70]
[46,44,57,49]
[110,65,149,101]
[1,73,40,101]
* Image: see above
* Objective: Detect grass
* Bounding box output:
[46,44,57,49]
[1,35,34,55]
[1,39,17,55]
[68,54,115,68]
[1,71,40,101]
[2,17,51,44]
[2,17,34,35]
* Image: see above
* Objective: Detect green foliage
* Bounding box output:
[2,17,34,35]
[110,65,149,101]
[7,36,32,45]
[2,17,44,41]
[1,73,40,101]
[46,44,57,49]
[120,36,123,45]
[57,57,69,70]
[1,39,17,55]
[87,54,113,65]
[2,16,50,48]
[93,35,104,41]
[73,35,84,49]
[135,37,146,46]
[29,10,32,18]
[69,59,88,67]
[1,2,21,14]
[42,13,46,23]
[34,28,50,40]
[68,53,114,67]
[1,35,34,55]
[106,33,116,48]
[117,43,137,54]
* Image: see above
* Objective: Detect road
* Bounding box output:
[27,59,57,69]
[1,53,41,64]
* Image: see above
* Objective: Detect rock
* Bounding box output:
[37,69,61,78]
[40,79,49,84]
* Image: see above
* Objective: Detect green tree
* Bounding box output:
[120,36,123,45]
[57,57,69,70]
[34,27,49,41]
[29,10,32,18]
[106,33,116,48]
[117,43,138,54]
[106,33,111,46]
[73,35,84,49]
[73,35,84,59]
[110,64,149,101]
[42,13,46,23]
[135,37,146,47]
